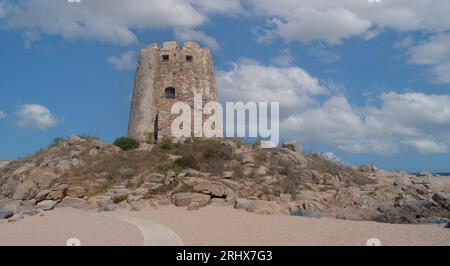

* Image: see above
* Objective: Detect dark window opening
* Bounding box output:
[165,87,176,99]
[186,55,193,62]
[153,113,159,143]
[162,55,169,61]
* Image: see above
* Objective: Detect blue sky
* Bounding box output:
[1,0,450,172]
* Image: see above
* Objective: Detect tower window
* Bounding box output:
[162,54,169,61]
[186,55,193,62]
[165,87,176,99]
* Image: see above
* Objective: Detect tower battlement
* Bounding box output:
[128,41,218,143]
[142,41,206,52]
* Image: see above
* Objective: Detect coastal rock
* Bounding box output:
[0,161,10,169]
[0,210,14,220]
[66,186,87,198]
[432,193,450,210]
[13,180,39,200]
[55,160,72,174]
[130,200,148,211]
[234,198,289,215]
[37,200,57,211]
[172,192,211,207]
[68,135,85,145]
[290,209,321,218]
[143,173,165,183]
[360,164,379,172]
[46,184,68,200]
[241,154,255,165]
[34,190,50,202]
[164,170,176,185]
[282,140,302,155]
[222,171,234,179]
[59,197,89,209]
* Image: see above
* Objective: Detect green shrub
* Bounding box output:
[173,155,199,170]
[126,180,134,189]
[203,147,231,160]
[112,194,129,204]
[160,136,173,150]
[113,137,140,151]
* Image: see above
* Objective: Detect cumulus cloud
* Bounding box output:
[249,0,450,44]
[174,28,219,50]
[0,0,242,45]
[0,0,206,45]
[407,33,450,84]
[217,59,328,118]
[217,60,450,155]
[108,51,136,71]
[187,0,242,14]
[15,104,58,130]
[0,110,6,119]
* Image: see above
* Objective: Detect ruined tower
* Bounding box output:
[128,41,218,143]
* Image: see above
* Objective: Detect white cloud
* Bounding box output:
[0,110,6,119]
[217,59,328,118]
[174,28,219,50]
[248,0,450,44]
[401,139,448,154]
[0,0,242,45]
[187,0,242,14]
[217,60,450,155]
[407,33,450,84]
[272,49,294,67]
[108,51,136,71]
[1,0,208,45]
[15,104,58,130]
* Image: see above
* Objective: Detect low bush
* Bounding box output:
[112,194,129,204]
[203,147,231,160]
[173,155,199,170]
[113,137,140,151]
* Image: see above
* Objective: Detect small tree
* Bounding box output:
[113,137,140,151]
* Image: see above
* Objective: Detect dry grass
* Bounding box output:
[305,153,375,186]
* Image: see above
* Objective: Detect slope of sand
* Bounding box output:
[0,208,143,246]
[0,206,449,246]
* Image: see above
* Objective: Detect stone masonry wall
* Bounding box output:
[128,41,218,142]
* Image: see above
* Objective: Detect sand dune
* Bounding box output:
[0,206,449,246]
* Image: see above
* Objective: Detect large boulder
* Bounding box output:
[282,140,302,155]
[66,186,87,198]
[290,209,321,218]
[234,198,289,215]
[432,193,450,210]
[193,182,236,203]
[59,197,89,209]
[13,180,39,200]
[34,190,51,202]
[172,192,211,207]
[0,210,14,220]
[46,184,68,200]
[28,167,60,190]
[0,160,11,169]
[37,200,57,211]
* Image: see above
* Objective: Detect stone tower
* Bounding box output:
[128,41,218,143]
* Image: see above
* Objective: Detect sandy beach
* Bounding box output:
[0,206,449,246]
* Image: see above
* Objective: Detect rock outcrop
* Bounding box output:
[1,136,449,225]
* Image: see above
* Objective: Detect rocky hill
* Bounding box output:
[1,135,450,226]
